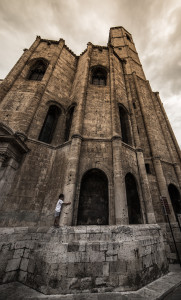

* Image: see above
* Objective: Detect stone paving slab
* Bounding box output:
[163,285,181,300]
[0,271,180,300]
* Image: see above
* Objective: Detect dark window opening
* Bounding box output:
[126,34,131,42]
[77,169,109,225]
[125,173,142,224]
[64,106,75,142]
[145,163,151,174]
[28,60,47,81]
[119,105,131,145]
[38,105,61,144]
[92,67,107,86]
[133,102,136,109]
[168,184,181,221]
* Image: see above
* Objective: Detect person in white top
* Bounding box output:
[54,193,71,227]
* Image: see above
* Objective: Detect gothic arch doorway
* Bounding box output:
[125,173,142,224]
[77,169,109,225]
[168,184,181,220]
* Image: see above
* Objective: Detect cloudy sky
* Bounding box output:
[0,0,181,147]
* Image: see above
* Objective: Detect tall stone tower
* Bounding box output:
[0,27,181,294]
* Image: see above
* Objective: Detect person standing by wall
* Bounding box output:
[54,194,70,227]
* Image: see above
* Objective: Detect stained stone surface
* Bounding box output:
[0,271,181,300]
[0,225,168,295]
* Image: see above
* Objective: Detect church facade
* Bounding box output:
[0,27,181,294]
[0,26,180,228]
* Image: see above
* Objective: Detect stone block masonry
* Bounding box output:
[0,25,181,296]
[0,225,168,295]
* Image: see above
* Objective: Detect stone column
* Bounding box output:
[155,92,181,162]
[132,72,174,221]
[148,85,181,188]
[60,43,93,226]
[0,158,19,208]
[154,92,181,189]
[0,36,41,102]
[60,136,82,226]
[152,157,175,222]
[72,44,92,136]
[109,47,128,224]
[112,137,128,224]
[136,149,156,223]
[174,163,181,189]
[122,64,156,223]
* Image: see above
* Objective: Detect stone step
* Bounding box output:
[0,271,181,300]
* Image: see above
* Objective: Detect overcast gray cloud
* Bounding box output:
[0,0,180,147]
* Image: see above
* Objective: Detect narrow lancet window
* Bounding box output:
[119,105,131,145]
[38,105,61,144]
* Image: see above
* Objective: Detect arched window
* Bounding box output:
[92,67,107,86]
[28,60,47,81]
[64,106,75,142]
[119,105,131,145]
[125,173,142,224]
[168,184,181,220]
[77,169,109,225]
[38,105,61,144]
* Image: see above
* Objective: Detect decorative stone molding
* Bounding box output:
[0,123,29,167]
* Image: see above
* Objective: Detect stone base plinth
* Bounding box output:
[0,225,168,294]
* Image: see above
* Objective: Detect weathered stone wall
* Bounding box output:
[152,92,180,163]
[0,41,77,138]
[109,27,146,79]
[160,223,181,264]
[0,26,180,232]
[0,141,70,227]
[113,54,128,108]
[73,140,114,225]
[82,48,111,138]
[0,225,168,295]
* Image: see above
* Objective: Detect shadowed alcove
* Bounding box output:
[125,173,142,224]
[119,105,132,145]
[168,184,181,220]
[28,59,47,81]
[91,66,107,86]
[64,105,75,142]
[77,169,109,225]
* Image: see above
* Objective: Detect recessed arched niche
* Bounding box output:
[125,173,142,224]
[77,168,109,225]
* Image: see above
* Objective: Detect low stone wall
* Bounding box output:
[0,225,168,294]
[159,222,181,263]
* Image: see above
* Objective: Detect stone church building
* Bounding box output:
[0,26,181,295]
